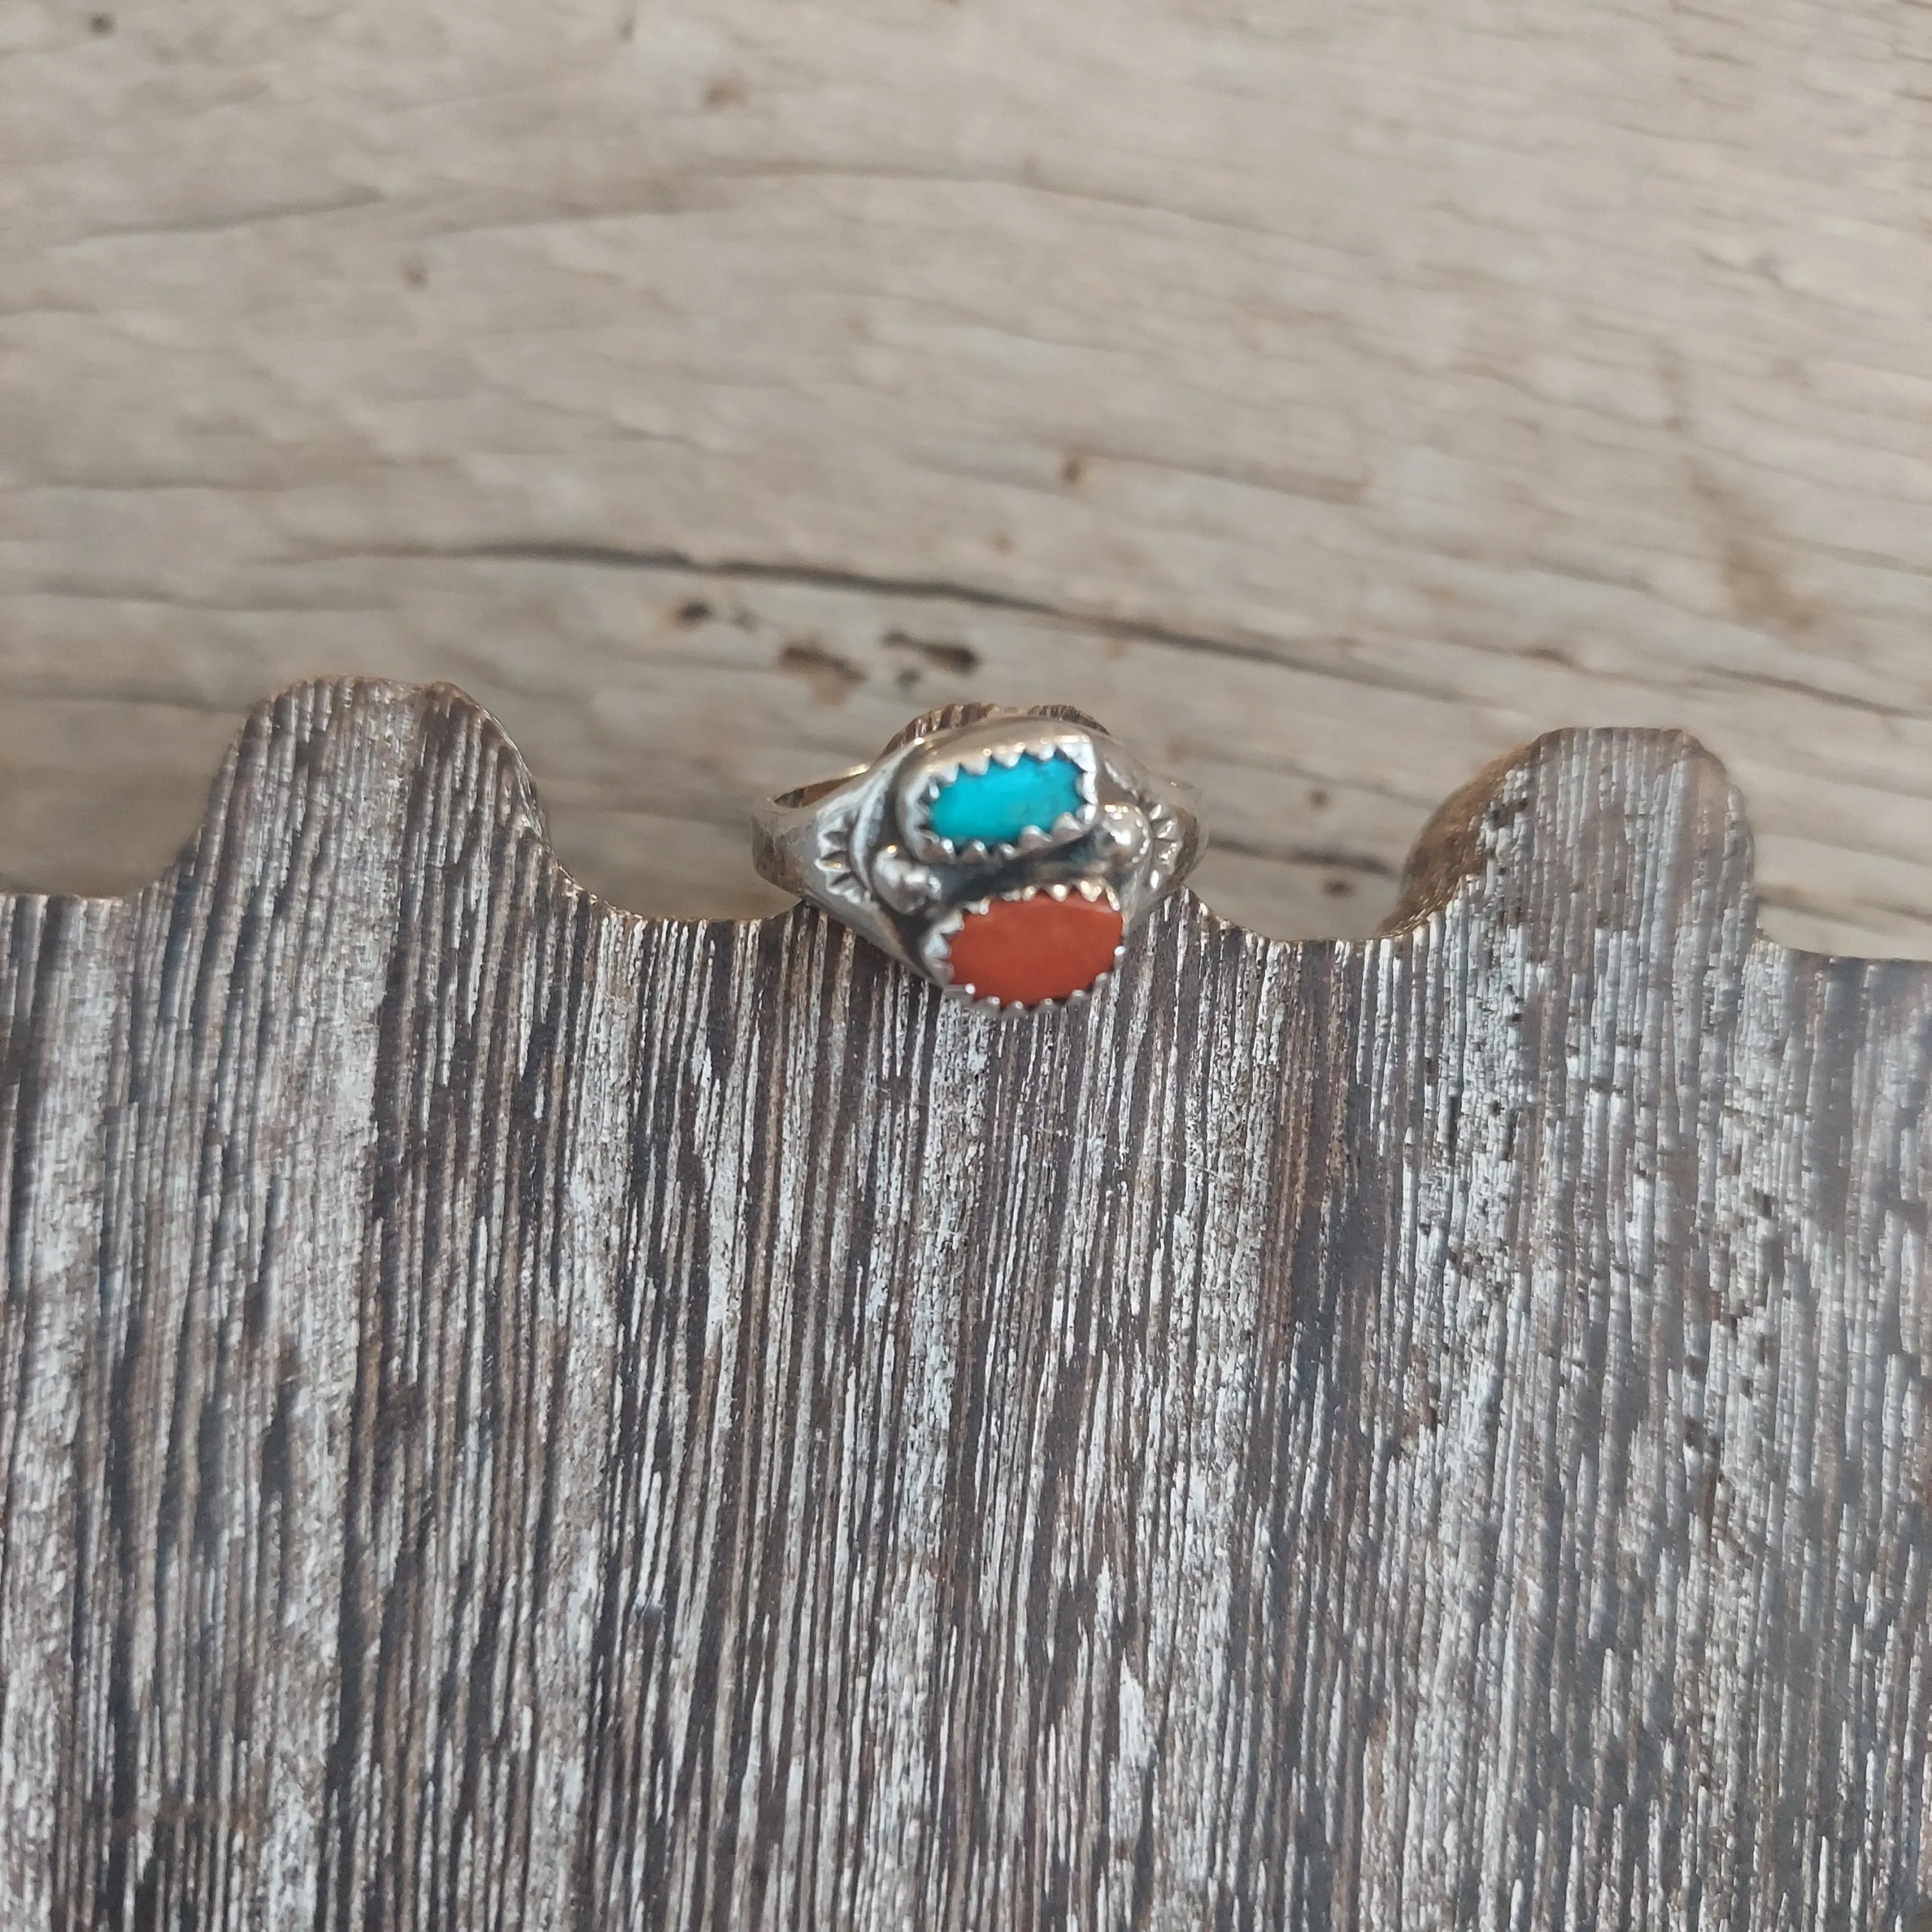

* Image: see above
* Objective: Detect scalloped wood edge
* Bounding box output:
[0,678,1925,1931]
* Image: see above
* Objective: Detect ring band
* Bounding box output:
[753,705,1205,1009]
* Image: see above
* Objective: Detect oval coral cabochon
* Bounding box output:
[943,893,1124,1005]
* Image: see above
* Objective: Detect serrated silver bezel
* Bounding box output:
[896,730,1100,866]
[922,878,1125,1011]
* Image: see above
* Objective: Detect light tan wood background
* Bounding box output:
[2,0,1928,951]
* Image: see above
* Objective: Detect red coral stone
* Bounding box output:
[943,893,1124,1006]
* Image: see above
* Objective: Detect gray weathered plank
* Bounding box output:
[0,678,1928,1928]
[5,0,1932,954]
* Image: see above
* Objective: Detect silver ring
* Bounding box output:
[753,705,1206,1009]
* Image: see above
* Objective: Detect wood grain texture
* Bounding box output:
[3,0,1932,953]
[0,677,1928,1929]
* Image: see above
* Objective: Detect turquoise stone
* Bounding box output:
[927,751,1085,848]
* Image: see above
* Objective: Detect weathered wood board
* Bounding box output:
[4,0,1932,954]
[1,678,1928,1929]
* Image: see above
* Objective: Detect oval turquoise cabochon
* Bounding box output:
[926,752,1085,848]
